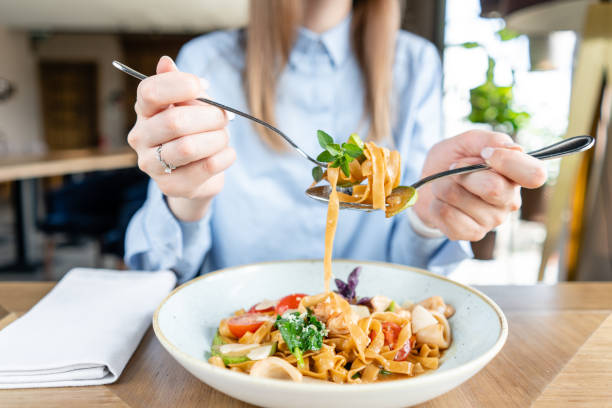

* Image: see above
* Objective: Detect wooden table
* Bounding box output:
[0,148,137,183]
[0,148,137,271]
[1,282,611,407]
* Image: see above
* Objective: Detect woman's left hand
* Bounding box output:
[412,130,548,241]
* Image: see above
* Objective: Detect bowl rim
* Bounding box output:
[152,259,508,392]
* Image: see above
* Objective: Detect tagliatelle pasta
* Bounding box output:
[323,166,340,293]
[210,288,454,383]
[331,141,401,210]
[208,135,452,383]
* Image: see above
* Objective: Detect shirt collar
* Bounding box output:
[290,13,352,69]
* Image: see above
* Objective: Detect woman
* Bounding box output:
[125,0,546,283]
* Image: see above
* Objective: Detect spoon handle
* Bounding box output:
[111,60,326,168]
[410,135,594,189]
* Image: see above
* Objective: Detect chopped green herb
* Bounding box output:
[386,300,397,312]
[352,372,361,379]
[313,130,365,180]
[275,311,328,368]
[380,369,392,375]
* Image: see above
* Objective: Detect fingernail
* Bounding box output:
[503,142,518,148]
[225,110,236,121]
[449,162,458,170]
[165,56,177,70]
[481,147,495,160]
[199,78,210,90]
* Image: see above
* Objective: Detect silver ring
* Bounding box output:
[156,145,176,174]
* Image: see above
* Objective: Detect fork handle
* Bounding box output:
[410,135,594,189]
[111,60,326,168]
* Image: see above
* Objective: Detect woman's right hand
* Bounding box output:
[127,56,236,222]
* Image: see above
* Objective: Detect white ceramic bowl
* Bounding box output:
[153,260,507,408]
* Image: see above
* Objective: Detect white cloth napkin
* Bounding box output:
[0,268,176,388]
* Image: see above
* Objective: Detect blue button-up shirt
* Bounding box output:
[125,15,472,283]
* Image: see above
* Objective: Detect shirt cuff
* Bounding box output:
[124,182,212,282]
[406,207,445,239]
[389,208,473,275]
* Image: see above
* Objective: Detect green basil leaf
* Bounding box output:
[317,130,333,149]
[325,143,342,156]
[340,159,350,177]
[343,143,363,158]
[312,166,324,182]
[329,159,341,168]
[317,151,335,162]
[348,133,364,149]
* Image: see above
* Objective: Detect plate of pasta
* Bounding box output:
[153,260,507,408]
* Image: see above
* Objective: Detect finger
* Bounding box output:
[177,91,236,121]
[481,147,547,189]
[446,145,523,172]
[432,178,509,229]
[193,171,225,199]
[176,83,210,107]
[133,56,180,117]
[430,200,486,242]
[451,161,519,208]
[157,57,210,95]
[156,129,230,168]
[144,104,228,146]
[156,55,179,75]
[453,130,519,157]
[156,146,236,195]
[136,71,202,117]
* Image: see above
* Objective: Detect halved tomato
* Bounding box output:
[227,314,267,338]
[369,329,376,343]
[381,321,402,348]
[275,293,307,315]
[394,335,416,361]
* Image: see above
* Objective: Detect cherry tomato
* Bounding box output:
[275,293,307,315]
[394,335,416,361]
[381,322,402,348]
[227,314,267,338]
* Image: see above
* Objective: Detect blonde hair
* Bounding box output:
[245,0,400,150]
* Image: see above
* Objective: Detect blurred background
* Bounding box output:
[0,0,609,285]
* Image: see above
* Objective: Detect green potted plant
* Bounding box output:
[458,28,531,259]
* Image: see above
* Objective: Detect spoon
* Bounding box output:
[112,60,327,168]
[306,135,594,214]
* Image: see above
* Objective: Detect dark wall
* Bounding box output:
[401,0,446,55]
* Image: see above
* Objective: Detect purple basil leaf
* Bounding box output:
[334,279,352,300]
[357,297,372,307]
[334,278,348,293]
[347,267,361,293]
